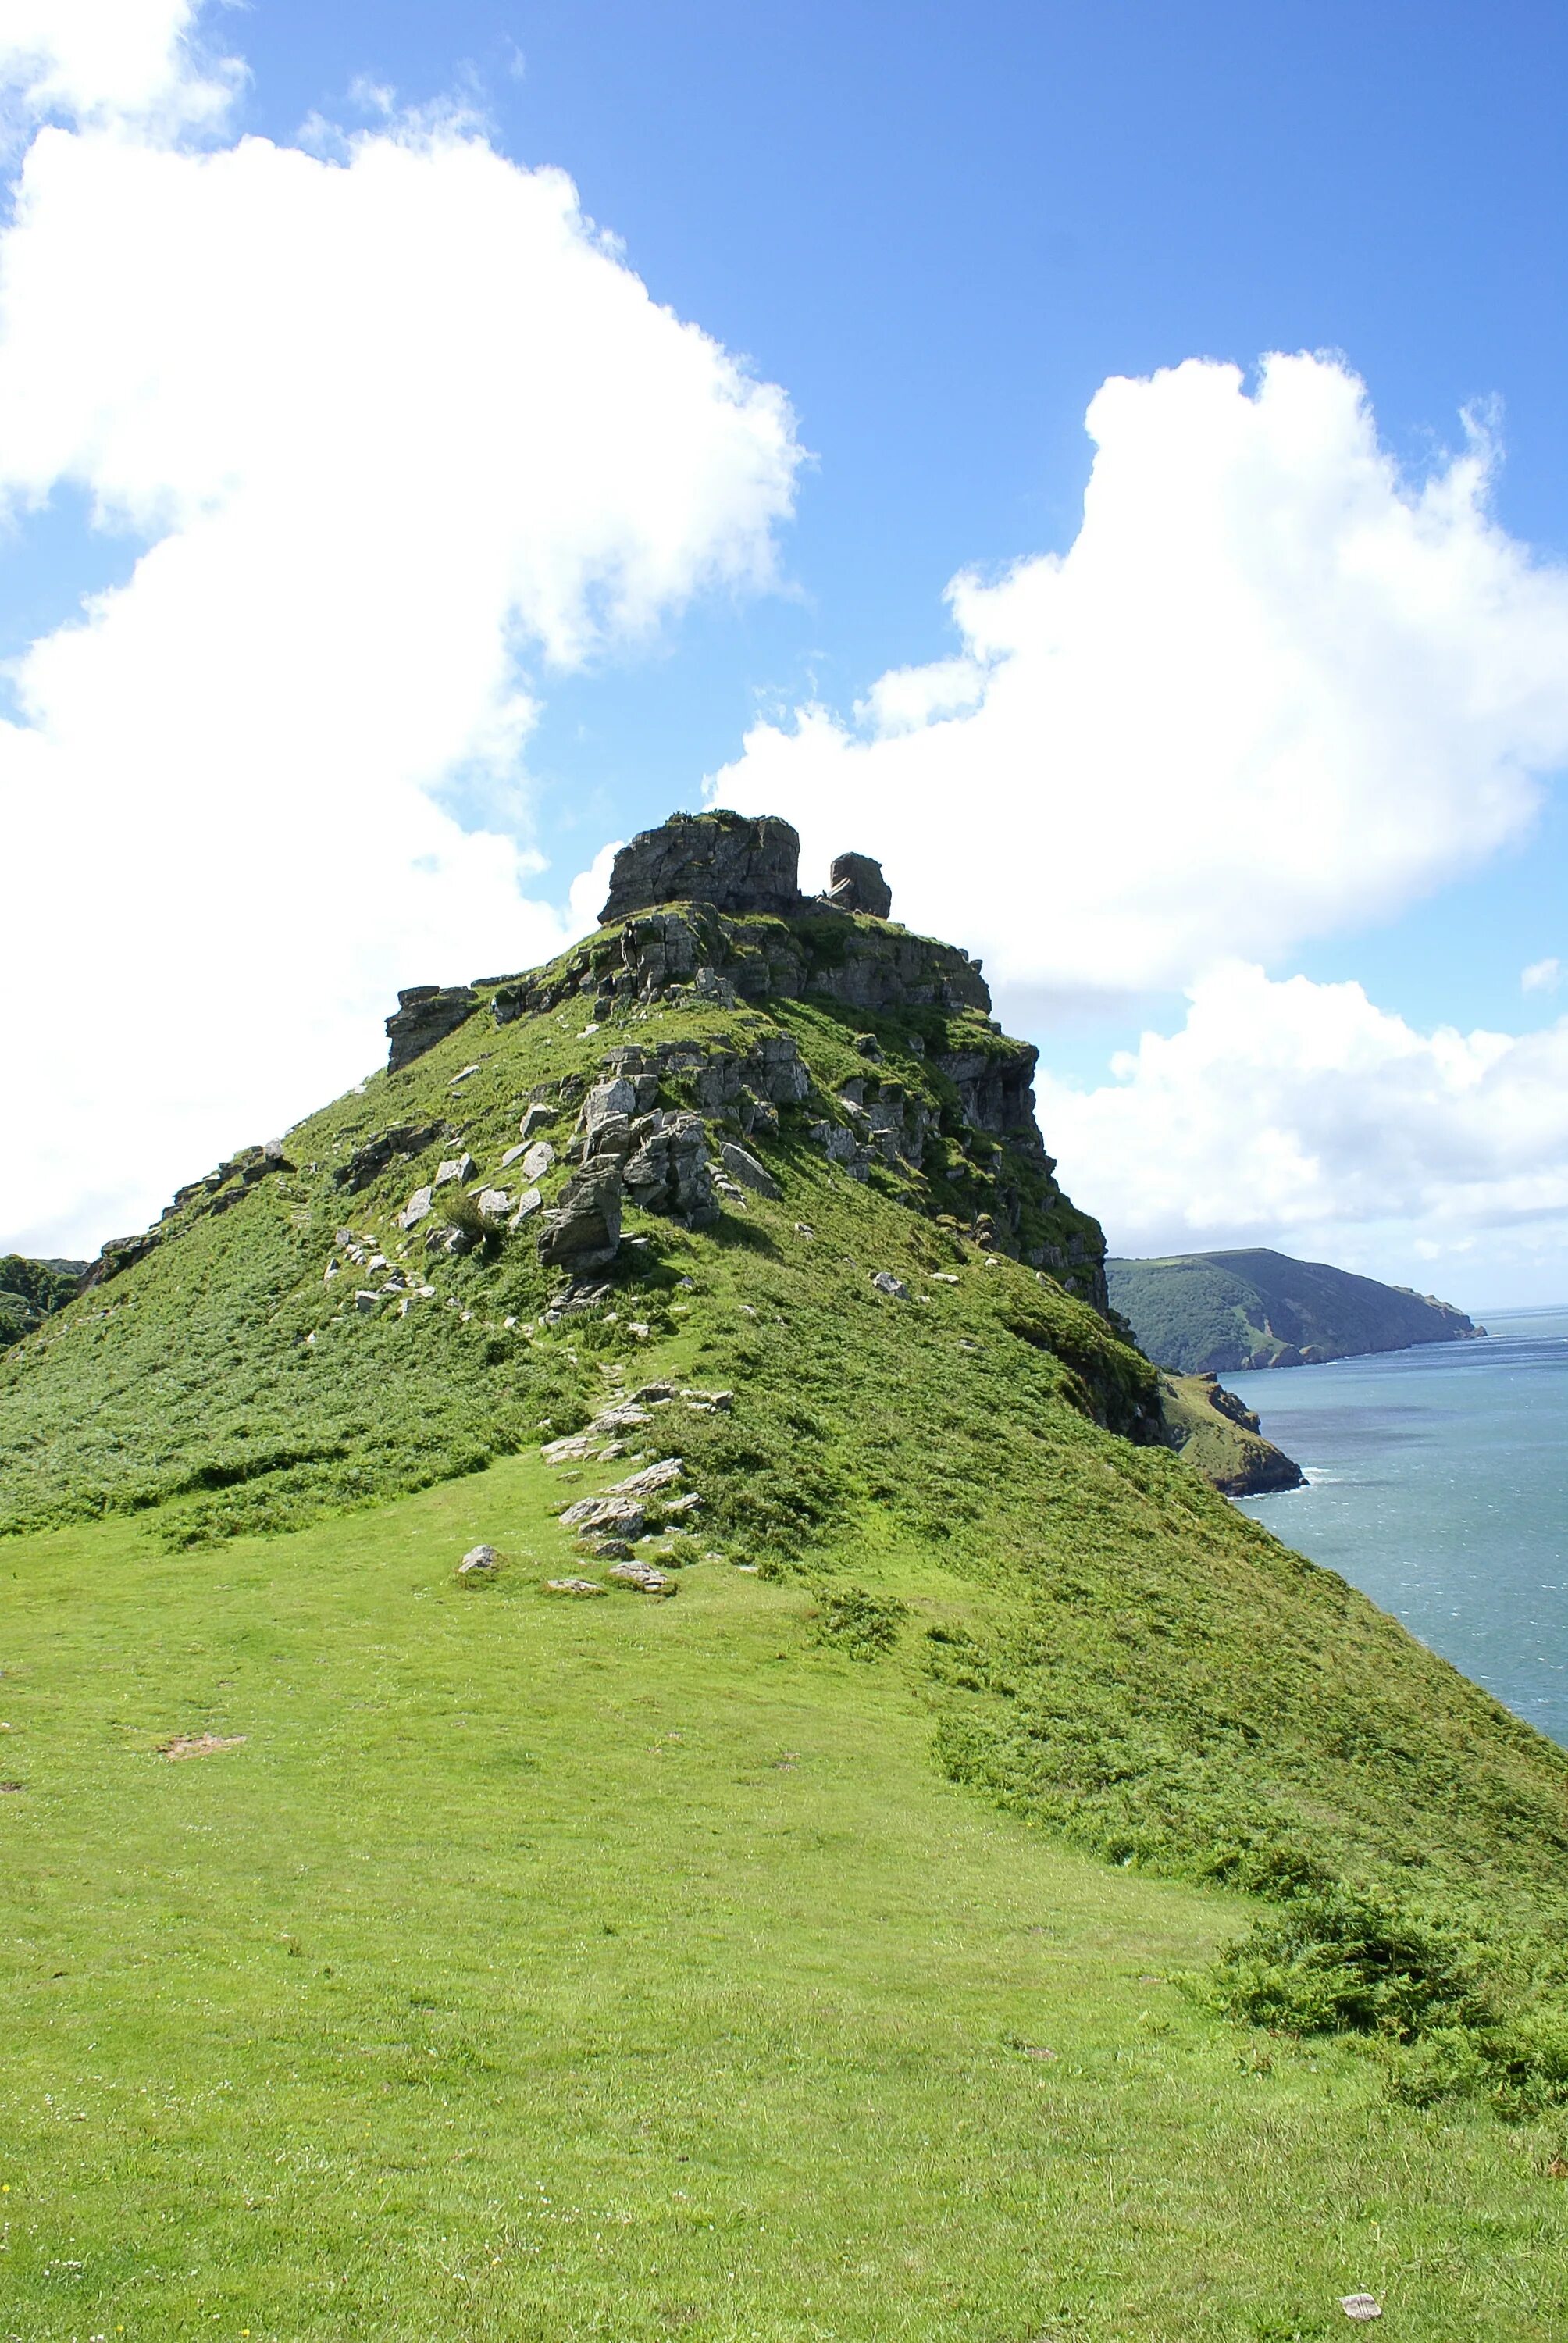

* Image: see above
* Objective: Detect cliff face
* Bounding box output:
[1155,1371,1304,1495]
[404,808,1110,1309]
[0,1254,85,1350]
[1108,1246,1482,1375]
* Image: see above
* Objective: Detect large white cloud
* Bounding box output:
[1038,965,1568,1295]
[713,354,1568,1000]
[0,23,800,1258]
[0,0,237,133]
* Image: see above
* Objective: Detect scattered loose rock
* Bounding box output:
[458,1543,501,1574]
[508,1186,543,1230]
[558,1494,647,1539]
[399,1186,433,1231]
[608,1458,683,1497]
[542,1432,604,1464]
[435,1154,476,1187]
[545,1577,607,1597]
[1339,2300,1381,2324]
[870,1271,910,1300]
[590,1402,653,1432]
[609,1560,675,1596]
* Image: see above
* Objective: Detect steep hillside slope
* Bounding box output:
[1109,1246,1482,1373]
[3,812,1567,2336]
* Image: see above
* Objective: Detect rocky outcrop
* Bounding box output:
[621,1114,718,1225]
[600,808,807,922]
[385,985,479,1073]
[333,1122,444,1196]
[366,808,1109,1311]
[0,1254,86,1349]
[536,1163,622,1275]
[1156,1371,1305,1496]
[825,852,892,918]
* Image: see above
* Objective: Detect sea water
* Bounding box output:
[1229,1307,1568,1748]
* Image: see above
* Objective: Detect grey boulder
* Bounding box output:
[718,1140,781,1200]
[536,1164,622,1273]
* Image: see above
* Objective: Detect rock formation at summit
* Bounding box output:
[599,809,811,923]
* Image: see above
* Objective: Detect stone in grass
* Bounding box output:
[718,1140,782,1200]
[435,1154,477,1187]
[399,1186,433,1230]
[519,1104,557,1141]
[520,1139,557,1181]
[558,1494,647,1539]
[607,1457,682,1497]
[1339,2301,1381,2325]
[541,1432,604,1464]
[584,1538,634,1560]
[458,1543,501,1575]
[590,1401,652,1433]
[545,1577,607,1597]
[508,1187,543,1231]
[870,1270,910,1300]
[609,1560,675,1596]
[476,1188,511,1221]
[353,1289,383,1314]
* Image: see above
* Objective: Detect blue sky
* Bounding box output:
[3,1,1568,1301]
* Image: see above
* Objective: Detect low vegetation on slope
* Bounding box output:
[3,822,1566,2334]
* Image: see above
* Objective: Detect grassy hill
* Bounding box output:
[3,818,1566,2337]
[1107,1247,1481,1374]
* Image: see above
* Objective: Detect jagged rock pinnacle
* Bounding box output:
[597,808,892,927]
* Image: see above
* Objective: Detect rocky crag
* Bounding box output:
[0,1254,87,1350]
[55,810,1296,1491]
[93,809,1110,1316]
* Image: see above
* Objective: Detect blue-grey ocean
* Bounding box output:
[1229,1307,1568,1748]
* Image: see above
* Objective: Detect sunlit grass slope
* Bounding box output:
[3,1481,1567,2341]
[4,900,1568,2336]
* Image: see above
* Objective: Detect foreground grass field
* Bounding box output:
[4,1463,1568,2342]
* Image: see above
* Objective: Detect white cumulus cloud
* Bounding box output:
[1522,956,1561,995]
[0,0,239,134]
[0,23,800,1259]
[1037,965,1568,1293]
[713,353,1568,1001]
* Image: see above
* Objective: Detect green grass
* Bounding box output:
[6,907,1568,2334]
[4,1478,1568,2341]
